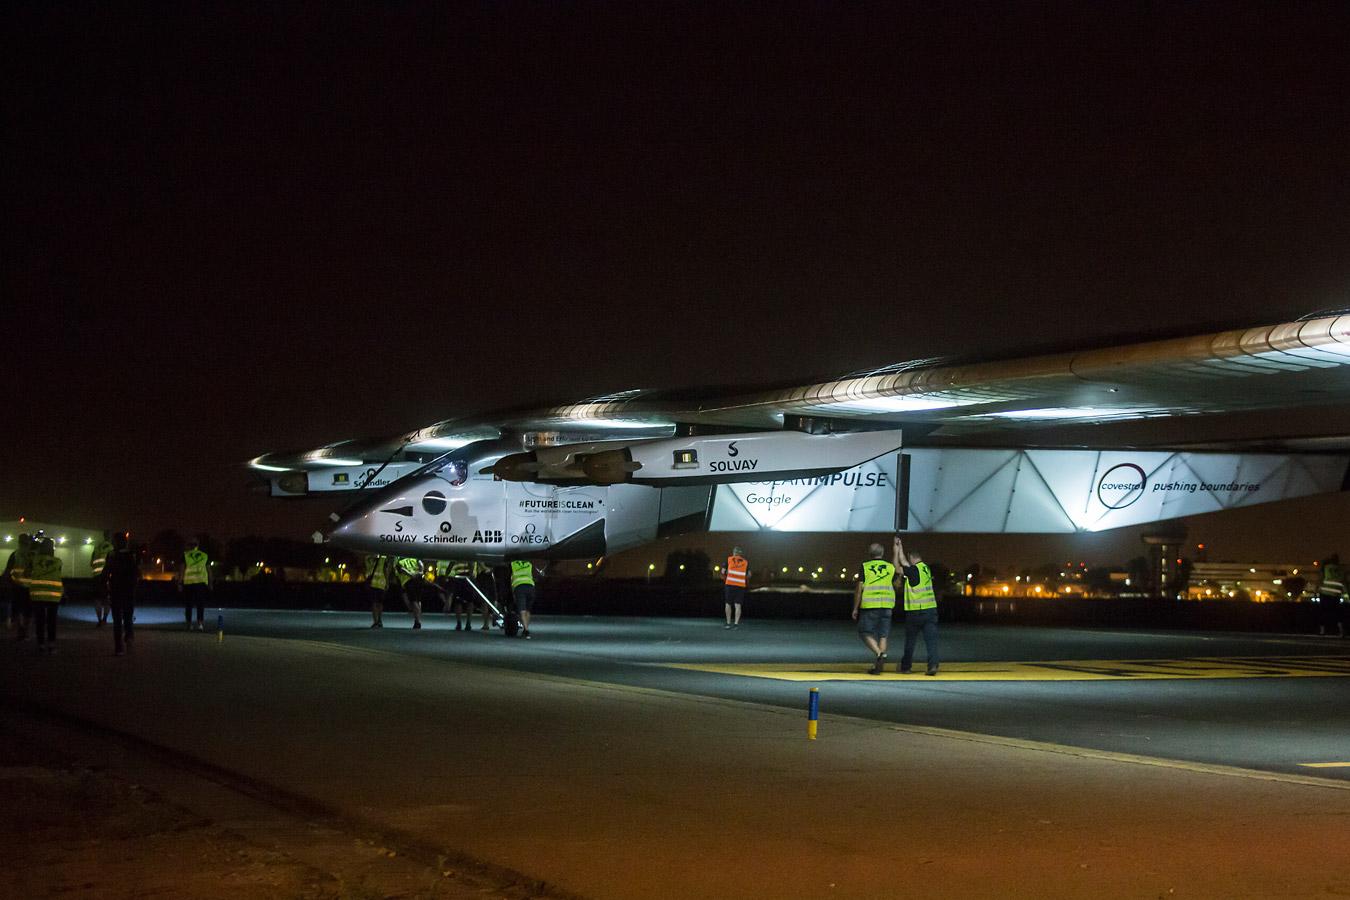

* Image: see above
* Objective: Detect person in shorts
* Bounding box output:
[509,559,538,638]
[851,541,899,675]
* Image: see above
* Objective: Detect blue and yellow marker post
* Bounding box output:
[217,612,224,643]
[807,686,819,740]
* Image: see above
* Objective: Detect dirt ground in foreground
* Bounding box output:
[0,727,509,900]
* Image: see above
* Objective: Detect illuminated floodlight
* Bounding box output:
[3,536,10,543]
[84,537,93,544]
[58,536,66,544]
[823,396,963,414]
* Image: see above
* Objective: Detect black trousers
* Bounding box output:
[33,603,57,644]
[184,583,209,624]
[111,596,135,649]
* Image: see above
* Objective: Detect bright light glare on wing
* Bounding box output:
[408,437,473,451]
[823,397,964,414]
[309,457,366,466]
[990,407,1154,420]
[249,458,291,472]
[563,417,663,429]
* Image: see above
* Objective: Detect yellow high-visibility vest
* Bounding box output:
[1322,563,1345,598]
[90,541,113,577]
[395,557,422,585]
[859,560,896,609]
[183,548,210,586]
[510,560,534,588]
[24,555,64,603]
[365,556,388,590]
[903,563,938,611]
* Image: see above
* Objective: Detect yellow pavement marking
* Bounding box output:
[1299,762,1350,769]
[669,655,1350,682]
[276,637,1350,791]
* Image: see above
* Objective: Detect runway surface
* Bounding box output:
[4,607,1348,899]
[82,607,1350,779]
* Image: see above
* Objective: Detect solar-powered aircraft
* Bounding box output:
[250,313,1350,562]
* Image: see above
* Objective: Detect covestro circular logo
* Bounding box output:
[1097,463,1147,509]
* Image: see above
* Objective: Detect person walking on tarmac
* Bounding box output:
[446,560,474,631]
[852,541,899,674]
[181,538,212,631]
[724,547,749,629]
[394,556,425,629]
[364,554,389,628]
[476,563,500,632]
[90,530,114,626]
[23,537,64,653]
[510,559,540,639]
[895,536,940,675]
[5,534,34,641]
[103,532,140,655]
[1318,553,1345,638]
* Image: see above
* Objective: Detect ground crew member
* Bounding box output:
[364,554,389,628]
[724,547,749,629]
[447,560,475,630]
[24,537,64,653]
[394,556,425,629]
[1319,554,1345,638]
[181,538,212,631]
[852,541,898,674]
[510,559,539,639]
[5,534,34,641]
[90,530,114,626]
[475,563,499,632]
[103,531,140,655]
[896,536,940,675]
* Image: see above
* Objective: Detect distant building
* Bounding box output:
[1,519,106,578]
[1187,562,1316,602]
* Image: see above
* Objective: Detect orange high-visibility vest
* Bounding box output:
[725,555,748,588]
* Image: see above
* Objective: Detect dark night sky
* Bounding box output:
[5,3,1349,563]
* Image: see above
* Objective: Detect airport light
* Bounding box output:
[648,563,655,571]
[84,537,93,544]
[3,536,9,543]
[782,567,788,573]
[679,564,686,571]
[586,562,593,570]
[797,566,804,573]
[58,536,66,544]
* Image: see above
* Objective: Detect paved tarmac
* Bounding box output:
[3,607,1348,898]
[127,607,1350,779]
